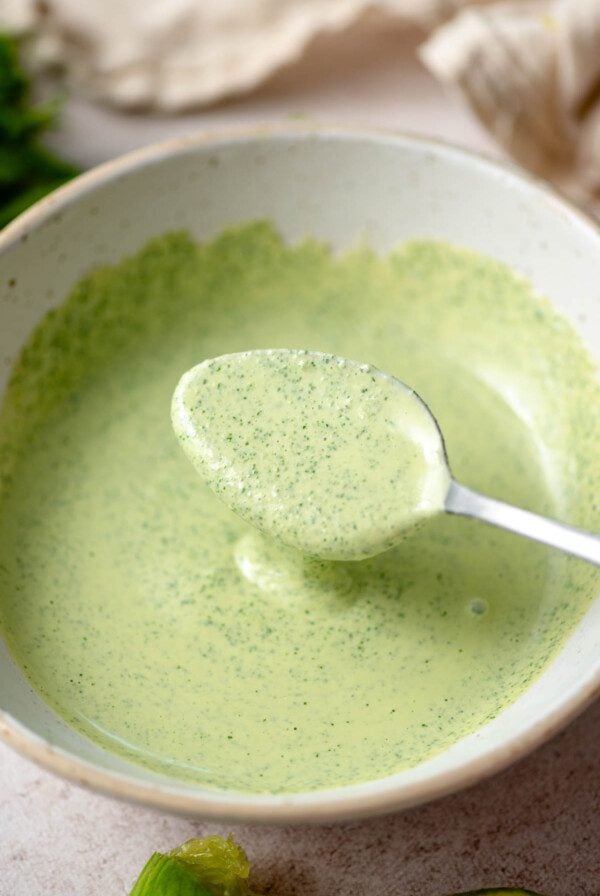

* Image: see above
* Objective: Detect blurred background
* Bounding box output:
[1,0,599,227]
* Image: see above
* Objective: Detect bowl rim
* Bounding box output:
[0,122,599,824]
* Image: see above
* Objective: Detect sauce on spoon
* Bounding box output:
[172,349,450,560]
[173,348,600,565]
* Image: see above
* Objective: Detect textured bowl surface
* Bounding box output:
[0,126,599,823]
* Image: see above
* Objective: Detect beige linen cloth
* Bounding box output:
[421,1,600,211]
[1,0,599,209]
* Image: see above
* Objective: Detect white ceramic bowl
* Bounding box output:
[0,126,599,823]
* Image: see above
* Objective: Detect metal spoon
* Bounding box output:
[173,349,600,566]
[445,479,599,566]
[415,380,600,566]
[410,381,600,566]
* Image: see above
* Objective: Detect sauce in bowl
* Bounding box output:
[0,222,598,793]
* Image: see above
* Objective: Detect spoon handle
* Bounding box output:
[445,480,600,566]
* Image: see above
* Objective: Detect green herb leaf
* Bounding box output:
[0,33,79,228]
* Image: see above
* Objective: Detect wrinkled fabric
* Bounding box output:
[0,0,525,110]
[422,0,600,210]
[1,0,598,209]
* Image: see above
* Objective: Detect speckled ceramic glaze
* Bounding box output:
[0,127,598,822]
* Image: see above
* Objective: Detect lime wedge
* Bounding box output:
[170,836,252,896]
[129,835,256,896]
[129,852,212,896]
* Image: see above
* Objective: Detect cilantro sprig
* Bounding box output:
[0,34,79,228]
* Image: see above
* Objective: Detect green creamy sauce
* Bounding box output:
[172,350,450,560]
[0,223,598,793]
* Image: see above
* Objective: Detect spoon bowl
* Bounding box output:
[172,348,451,560]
